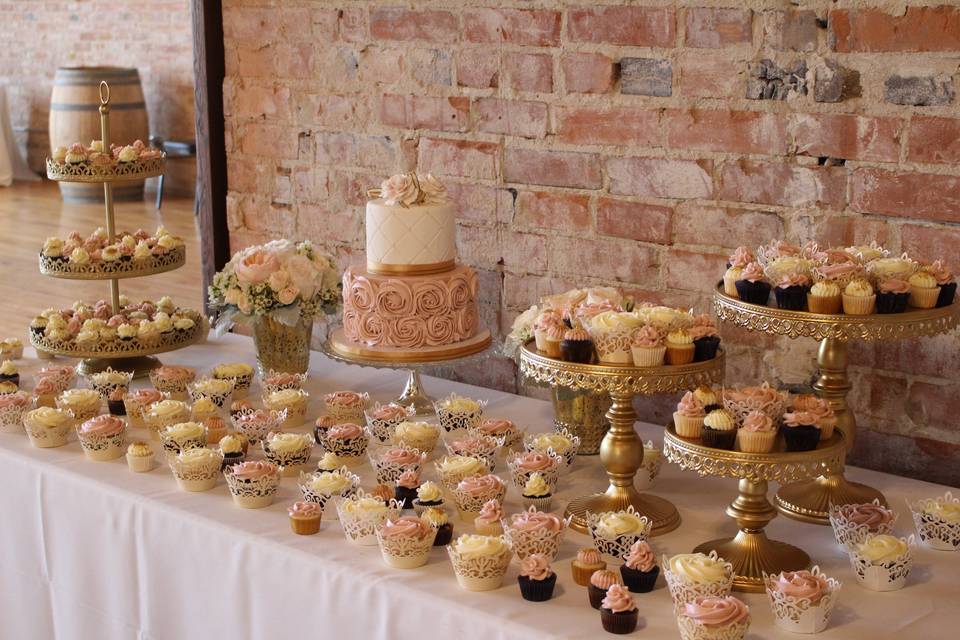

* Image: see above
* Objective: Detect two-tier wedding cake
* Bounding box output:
[329,173,491,361]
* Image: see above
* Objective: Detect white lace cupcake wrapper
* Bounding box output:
[77,429,126,453]
[376,529,436,560]
[828,506,896,548]
[372,457,424,485]
[434,458,493,491]
[523,428,581,469]
[588,507,653,561]
[507,453,563,493]
[848,538,914,591]
[336,500,401,545]
[225,472,281,499]
[262,445,313,470]
[170,457,223,484]
[503,519,570,562]
[326,434,369,460]
[664,554,735,611]
[764,569,840,634]
[160,434,207,458]
[451,484,507,514]
[0,406,28,433]
[436,406,485,433]
[188,388,233,408]
[907,494,960,551]
[25,421,72,447]
[447,541,513,591]
[677,615,750,640]
[230,409,287,444]
[588,326,637,363]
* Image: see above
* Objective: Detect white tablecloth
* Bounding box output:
[2,333,958,639]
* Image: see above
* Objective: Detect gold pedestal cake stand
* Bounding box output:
[519,342,725,536]
[715,286,959,524]
[663,426,846,592]
[323,327,492,415]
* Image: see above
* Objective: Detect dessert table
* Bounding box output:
[2,333,958,639]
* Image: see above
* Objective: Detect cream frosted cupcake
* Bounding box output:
[298,467,360,517]
[218,433,247,467]
[263,388,309,427]
[723,247,754,298]
[169,447,223,492]
[473,499,504,535]
[453,473,507,522]
[23,406,73,448]
[190,396,218,422]
[693,385,722,412]
[677,595,750,640]
[149,365,196,398]
[631,325,666,367]
[56,388,102,422]
[262,431,313,476]
[735,411,776,453]
[87,367,133,400]
[375,515,436,569]
[224,460,281,508]
[447,534,514,592]
[502,507,570,561]
[212,362,254,397]
[907,492,960,551]
[848,533,914,591]
[867,255,918,283]
[324,422,369,465]
[76,414,126,461]
[589,311,643,364]
[262,370,308,394]
[394,419,440,455]
[314,450,342,473]
[674,391,706,439]
[665,328,695,365]
[123,389,166,428]
[588,506,652,561]
[443,430,502,470]
[664,552,735,609]
[370,443,426,485]
[829,500,896,547]
[188,377,235,408]
[521,472,553,511]
[337,490,401,545]
[126,441,155,472]
[841,279,875,315]
[0,391,31,433]
[411,480,444,514]
[323,390,369,424]
[908,270,939,309]
[435,454,489,490]
[421,506,454,546]
[764,566,840,634]
[807,280,842,314]
[365,402,413,443]
[525,428,580,470]
[507,450,562,496]
[144,399,191,437]
[435,393,486,432]
[159,421,207,458]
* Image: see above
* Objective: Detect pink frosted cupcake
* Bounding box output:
[474,499,504,535]
[631,325,666,367]
[76,414,126,461]
[0,391,31,433]
[764,567,840,634]
[263,370,308,394]
[364,402,413,443]
[231,408,285,444]
[674,391,706,438]
[123,389,165,428]
[224,460,281,508]
[149,365,196,397]
[452,473,507,522]
[375,515,436,569]
[324,390,368,424]
[600,584,639,635]
[677,596,751,640]
[325,422,369,465]
[829,500,896,547]
[735,411,776,453]
[503,507,570,561]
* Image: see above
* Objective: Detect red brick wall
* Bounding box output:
[223,2,960,485]
[0,1,196,192]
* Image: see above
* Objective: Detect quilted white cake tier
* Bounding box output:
[366,199,457,274]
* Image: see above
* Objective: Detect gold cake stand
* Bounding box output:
[714,286,960,524]
[519,342,725,536]
[663,426,846,592]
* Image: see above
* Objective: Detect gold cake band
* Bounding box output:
[366,259,456,276]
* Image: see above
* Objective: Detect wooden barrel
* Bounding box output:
[49,67,150,203]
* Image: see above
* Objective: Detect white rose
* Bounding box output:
[286,254,318,299]
[268,269,290,292]
[380,174,418,206]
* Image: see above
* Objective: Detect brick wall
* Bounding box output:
[223,1,960,485]
[0,1,196,193]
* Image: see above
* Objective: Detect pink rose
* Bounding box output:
[286,254,318,299]
[234,249,279,285]
[237,292,253,315]
[277,286,299,305]
[268,269,290,292]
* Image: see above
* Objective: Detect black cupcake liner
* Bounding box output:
[518,573,557,602]
[433,523,453,546]
[620,564,659,593]
[561,340,595,364]
[876,291,909,314]
[394,486,418,509]
[702,426,736,450]
[600,608,639,635]
[735,280,772,306]
[774,285,810,311]
[693,336,721,362]
[783,425,820,451]
[108,399,127,416]
[588,584,608,609]
[936,282,956,308]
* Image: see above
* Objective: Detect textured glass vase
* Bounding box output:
[550,387,611,455]
[252,315,313,375]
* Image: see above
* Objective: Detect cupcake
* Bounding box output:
[370,443,426,485]
[525,429,580,469]
[664,329,695,366]
[107,388,127,416]
[0,361,19,388]
[376,515,436,569]
[631,325,666,367]
[56,388,102,422]
[814,409,837,442]
[1,337,23,360]
[701,409,736,450]
[533,311,563,352]
[169,447,223,492]
[262,370,308,394]
[421,507,454,546]
[765,567,840,634]
[848,533,914,591]
[693,385,721,413]
[560,326,594,363]
[664,552,734,608]
[876,278,911,313]
[572,547,606,587]
[588,506,652,561]
[412,480,444,514]
[452,473,507,522]
[364,402,413,443]
[336,491,401,546]
[473,499,504,535]
[125,441,155,472]
[722,382,788,424]
[723,246,754,297]
[143,399,191,437]
[218,433,247,468]
[394,419,440,454]
[203,416,228,445]
[734,262,770,305]
[507,450,562,496]
[298,467,360,516]
[773,272,811,311]
[475,418,523,451]
[521,472,553,511]
[907,492,960,551]
[232,408,285,444]
[32,376,64,409]
[620,540,659,593]
[781,411,821,451]
[190,397,218,423]
[735,411,776,453]
[262,431,314,475]
[149,365,196,398]
[815,259,863,289]
[842,278,876,315]
[929,259,956,307]
[87,367,133,400]
[588,569,623,609]
[0,391,31,434]
[370,483,394,505]
[540,323,565,359]
[673,391,707,439]
[518,553,556,602]
[313,414,337,446]
[315,451,342,473]
[689,316,722,362]
[324,422,369,465]
[443,431,502,470]
[589,311,643,364]
[212,362,254,397]
[76,414,126,461]
[600,584,639,635]
[677,595,750,640]
[908,270,939,309]
[503,507,570,561]
[394,469,421,509]
[323,390,369,424]
[434,393,486,432]
[435,454,490,490]
[807,280,842,314]
[230,399,254,420]
[262,388,309,427]
[224,460,281,508]
[23,406,73,448]
[447,534,513,592]
[123,389,165,428]
[288,501,322,535]
[188,377,235,408]
[159,421,207,458]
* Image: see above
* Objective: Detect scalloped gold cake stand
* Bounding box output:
[663,426,846,592]
[715,286,960,524]
[519,342,725,536]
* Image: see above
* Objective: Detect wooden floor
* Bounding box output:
[0,181,203,343]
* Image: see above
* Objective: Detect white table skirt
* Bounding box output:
[2,333,958,640]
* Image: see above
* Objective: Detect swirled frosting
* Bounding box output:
[416,481,442,503]
[340,495,389,516]
[624,540,656,572]
[810,281,841,297]
[147,399,189,421]
[395,420,437,440]
[26,407,72,429]
[923,500,960,523]
[769,570,828,603]
[667,329,693,345]
[778,272,811,289]
[595,511,646,538]
[512,451,556,472]
[420,507,449,527]
[438,394,481,413]
[289,501,321,518]
[126,441,152,457]
[380,447,422,466]
[163,421,205,440]
[783,411,818,428]
[325,390,364,407]
[438,455,486,476]
[230,460,278,480]
[879,278,910,294]
[380,515,434,540]
[741,411,774,432]
[632,325,662,347]
[590,311,643,332]
[328,423,364,440]
[531,432,574,455]
[457,474,504,497]
[909,271,938,289]
[844,279,874,297]
[520,553,553,581]
[676,391,705,418]
[397,469,420,489]
[266,431,311,453]
[927,259,953,286]
[213,363,253,378]
[218,434,244,454]
[693,386,718,408]
[523,473,551,497]
[728,246,754,269]
[703,409,735,431]
[577,547,603,565]
[308,471,353,494]
[590,569,622,589]
[683,596,749,627]
[836,502,895,530]
[452,534,508,559]
[80,415,124,436]
[601,584,637,613]
[58,388,101,410]
[740,262,765,283]
[371,404,409,421]
[856,534,908,563]
[668,553,729,584]
[153,365,195,383]
[475,499,503,524]
[478,418,514,436]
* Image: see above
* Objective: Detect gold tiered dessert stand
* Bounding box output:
[663,426,846,592]
[519,342,725,536]
[30,81,206,377]
[714,286,960,524]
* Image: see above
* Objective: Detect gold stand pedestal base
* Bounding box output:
[775,474,887,524]
[694,533,809,593]
[77,355,161,379]
[565,490,680,537]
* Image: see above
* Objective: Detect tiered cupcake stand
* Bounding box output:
[519,342,725,536]
[714,285,960,524]
[663,427,846,592]
[30,81,206,377]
